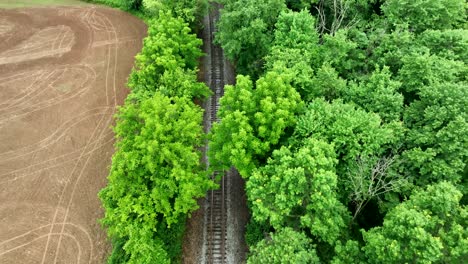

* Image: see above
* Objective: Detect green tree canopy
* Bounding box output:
[403,81,468,186]
[382,0,467,33]
[294,99,401,167]
[247,138,350,244]
[209,72,303,177]
[265,10,320,99]
[340,67,403,122]
[100,93,214,262]
[248,228,321,264]
[215,0,286,75]
[362,182,468,263]
[293,99,403,203]
[417,29,468,63]
[128,12,203,95]
[142,0,206,22]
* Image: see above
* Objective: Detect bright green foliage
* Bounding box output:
[254,72,304,145]
[248,228,321,264]
[97,1,210,263]
[123,229,170,264]
[157,68,211,99]
[271,10,319,54]
[362,182,468,263]
[382,0,467,33]
[307,63,346,100]
[142,0,206,22]
[128,12,203,95]
[267,50,315,99]
[210,110,259,177]
[367,29,420,75]
[101,93,209,227]
[293,99,403,203]
[418,30,468,63]
[332,240,364,264]
[397,53,466,95]
[265,10,320,98]
[100,93,213,262]
[208,75,259,176]
[212,0,468,261]
[209,72,303,177]
[247,138,350,244]
[294,99,401,168]
[340,67,403,122]
[215,0,286,75]
[403,81,468,185]
[317,30,358,77]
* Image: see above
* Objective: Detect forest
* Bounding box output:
[96,0,467,263]
[211,0,467,263]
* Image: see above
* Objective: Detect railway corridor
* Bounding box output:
[204,2,228,263]
[200,3,248,263]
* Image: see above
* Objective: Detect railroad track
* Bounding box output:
[205,2,227,264]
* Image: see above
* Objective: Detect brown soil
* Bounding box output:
[0,6,146,264]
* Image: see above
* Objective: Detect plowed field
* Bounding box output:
[0,6,146,264]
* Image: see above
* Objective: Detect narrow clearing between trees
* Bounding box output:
[182,3,248,264]
[0,6,146,264]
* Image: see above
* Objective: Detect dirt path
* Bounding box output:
[0,6,146,264]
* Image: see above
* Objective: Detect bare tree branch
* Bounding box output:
[348,155,407,219]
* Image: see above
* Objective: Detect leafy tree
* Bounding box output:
[209,72,303,177]
[157,68,211,99]
[100,93,214,262]
[209,109,259,177]
[307,63,346,100]
[332,240,364,264]
[142,0,207,22]
[247,138,350,244]
[294,99,401,168]
[293,99,403,204]
[211,0,468,261]
[417,29,468,63]
[128,12,203,96]
[362,182,468,263]
[317,30,360,79]
[340,67,403,122]
[123,229,170,264]
[253,72,304,146]
[215,0,286,75]
[270,10,319,53]
[367,28,420,75]
[403,81,468,186]
[397,53,466,95]
[382,0,467,33]
[265,10,320,98]
[248,228,321,264]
